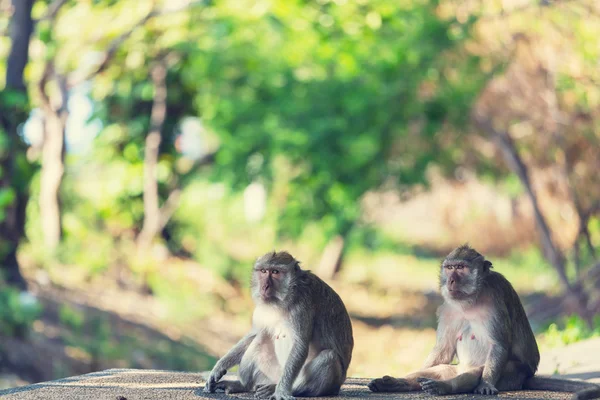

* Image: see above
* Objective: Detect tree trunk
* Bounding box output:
[137,63,168,250]
[39,106,67,251]
[317,235,345,280]
[473,114,592,322]
[6,0,34,92]
[474,115,569,284]
[0,0,35,288]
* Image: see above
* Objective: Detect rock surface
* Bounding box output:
[0,369,590,400]
[1,338,599,400]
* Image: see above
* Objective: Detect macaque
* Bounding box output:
[369,244,600,400]
[204,251,354,400]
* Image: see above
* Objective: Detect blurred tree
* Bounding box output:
[471,0,600,322]
[189,0,483,275]
[82,9,211,259]
[137,58,182,251]
[0,0,36,288]
[32,0,206,252]
[36,0,70,253]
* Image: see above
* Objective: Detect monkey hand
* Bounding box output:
[368,376,410,392]
[474,381,499,395]
[269,386,295,400]
[417,377,451,395]
[204,366,227,393]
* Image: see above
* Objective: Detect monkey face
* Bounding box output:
[251,251,299,304]
[253,267,288,302]
[440,262,478,300]
[439,245,491,302]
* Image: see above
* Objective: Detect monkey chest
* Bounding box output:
[456,320,491,368]
[252,305,318,367]
[272,324,294,365]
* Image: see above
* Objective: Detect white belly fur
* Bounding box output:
[253,304,319,380]
[456,319,491,370]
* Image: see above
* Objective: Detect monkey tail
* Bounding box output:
[524,376,600,400]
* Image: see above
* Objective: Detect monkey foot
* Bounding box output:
[268,390,295,400]
[213,380,247,394]
[269,395,295,400]
[474,381,499,395]
[368,376,410,392]
[417,377,451,396]
[255,384,276,399]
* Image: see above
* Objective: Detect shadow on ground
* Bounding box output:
[0,370,576,400]
[0,289,216,385]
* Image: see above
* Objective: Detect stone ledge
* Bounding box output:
[0,369,586,400]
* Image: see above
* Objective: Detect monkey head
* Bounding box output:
[440,244,492,302]
[251,251,300,304]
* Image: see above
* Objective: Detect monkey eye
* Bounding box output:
[271,269,279,274]
[456,265,464,270]
[260,268,267,274]
[444,265,453,270]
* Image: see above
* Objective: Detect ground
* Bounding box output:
[2,339,600,400]
[0,369,580,400]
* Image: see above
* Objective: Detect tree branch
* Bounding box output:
[35,0,69,24]
[158,189,181,232]
[472,112,571,290]
[138,61,168,249]
[68,0,208,87]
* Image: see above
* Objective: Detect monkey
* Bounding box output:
[368,244,600,400]
[204,251,354,400]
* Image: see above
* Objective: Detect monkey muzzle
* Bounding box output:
[260,282,276,300]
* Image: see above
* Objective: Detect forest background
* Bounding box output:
[0,0,599,388]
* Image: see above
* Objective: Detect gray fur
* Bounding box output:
[205,251,354,400]
[369,244,600,399]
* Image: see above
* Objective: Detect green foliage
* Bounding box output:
[59,309,216,371]
[345,223,408,253]
[58,304,85,332]
[542,315,600,348]
[0,287,42,338]
[187,0,483,238]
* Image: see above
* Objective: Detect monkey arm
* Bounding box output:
[422,343,456,368]
[214,332,257,371]
[276,312,314,395]
[205,332,257,393]
[423,315,458,368]
[477,308,511,394]
[481,343,509,386]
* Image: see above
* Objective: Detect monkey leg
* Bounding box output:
[495,361,529,391]
[368,364,459,393]
[292,349,344,397]
[238,331,280,396]
[418,366,483,395]
[213,380,248,394]
[255,383,277,398]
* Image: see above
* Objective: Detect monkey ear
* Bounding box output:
[483,260,493,271]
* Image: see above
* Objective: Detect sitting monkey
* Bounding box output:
[369,244,600,400]
[204,251,354,400]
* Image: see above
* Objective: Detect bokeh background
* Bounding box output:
[0,0,599,389]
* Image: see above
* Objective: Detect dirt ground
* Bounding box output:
[0,370,585,400]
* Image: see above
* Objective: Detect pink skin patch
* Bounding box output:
[458,334,463,341]
[471,334,476,340]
